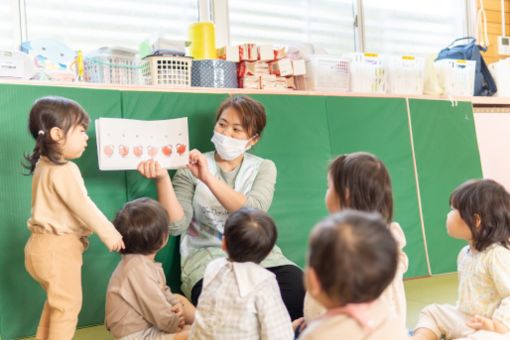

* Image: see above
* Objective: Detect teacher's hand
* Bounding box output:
[187,149,212,183]
[137,159,168,180]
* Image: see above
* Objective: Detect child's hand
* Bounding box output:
[171,303,185,327]
[137,160,168,180]
[187,150,211,183]
[110,239,125,252]
[292,317,306,332]
[467,315,495,332]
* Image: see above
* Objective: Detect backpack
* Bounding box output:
[436,37,497,96]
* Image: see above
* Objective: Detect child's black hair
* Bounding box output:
[308,210,398,305]
[24,96,90,174]
[450,179,510,252]
[223,207,277,264]
[329,152,393,224]
[113,198,169,255]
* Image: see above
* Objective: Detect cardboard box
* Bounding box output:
[258,45,274,61]
[217,46,240,62]
[292,59,306,76]
[239,44,258,61]
[269,58,293,76]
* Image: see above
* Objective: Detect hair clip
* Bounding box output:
[38,130,45,136]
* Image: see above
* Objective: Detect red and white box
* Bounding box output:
[239,75,260,89]
[292,60,306,76]
[258,45,274,61]
[238,61,269,77]
[273,47,287,60]
[269,59,293,76]
[217,46,240,62]
[239,44,258,61]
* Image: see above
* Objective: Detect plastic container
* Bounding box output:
[387,56,425,95]
[489,59,510,97]
[191,60,238,88]
[187,22,217,60]
[434,59,476,96]
[301,55,350,91]
[84,47,140,84]
[141,56,192,86]
[349,53,386,94]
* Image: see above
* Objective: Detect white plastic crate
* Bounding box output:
[141,56,192,86]
[387,56,425,95]
[349,53,387,94]
[301,55,350,91]
[434,59,476,97]
[489,59,510,97]
[84,48,140,84]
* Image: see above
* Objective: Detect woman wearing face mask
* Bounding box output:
[137,95,305,321]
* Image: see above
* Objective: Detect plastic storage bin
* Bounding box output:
[489,59,510,97]
[349,53,387,94]
[141,56,192,86]
[84,47,140,84]
[301,55,350,91]
[434,59,476,96]
[387,56,425,95]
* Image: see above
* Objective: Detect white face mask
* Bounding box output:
[211,131,252,161]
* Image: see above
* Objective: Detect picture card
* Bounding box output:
[95,117,189,170]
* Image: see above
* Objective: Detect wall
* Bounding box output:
[478,0,510,64]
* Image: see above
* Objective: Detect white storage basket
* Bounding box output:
[387,56,425,95]
[84,48,140,84]
[489,59,510,97]
[141,56,192,86]
[349,53,387,94]
[434,59,476,96]
[301,55,350,91]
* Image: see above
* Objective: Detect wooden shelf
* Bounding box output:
[2,79,510,106]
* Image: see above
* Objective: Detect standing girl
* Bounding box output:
[24,96,124,340]
[413,179,510,339]
[304,152,409,329]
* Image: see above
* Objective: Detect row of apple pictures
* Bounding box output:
[103,144,187,158]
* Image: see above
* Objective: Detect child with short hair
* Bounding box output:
[300,210,409,339]
[413,179,510,340]
[189,207,294,340]
[303,152,409,328]
[24,96,124,340]
[106,198,195,340]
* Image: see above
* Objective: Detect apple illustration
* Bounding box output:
[147,145,158,157]
[176,143,186,155]
[162,145,173,157]
[133,145,143,158]
[118,145,129,158]
[103,145,114,158]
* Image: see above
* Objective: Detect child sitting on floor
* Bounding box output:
[189,207,294,340]
[105,197,195,340]
[299,210,409,340]
[413,179,510,340]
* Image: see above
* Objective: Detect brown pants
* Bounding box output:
[25,233,84,340]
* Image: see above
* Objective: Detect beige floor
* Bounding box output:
[20,273,458,339]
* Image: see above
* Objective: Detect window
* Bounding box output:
[24,0,198,51]
[0,1,19,50]
[228,0,356,55]
[363,0,467,57]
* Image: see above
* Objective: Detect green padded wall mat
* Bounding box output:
[247,94,331,265]
[325,97,428,278]
[121,91,229,293]
[408,99,483,274]
[0,84,126,340]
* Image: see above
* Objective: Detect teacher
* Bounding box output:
[138,95,305,320]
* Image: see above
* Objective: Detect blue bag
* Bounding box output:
[436,37,497,96]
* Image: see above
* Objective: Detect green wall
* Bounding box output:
[0,85,482,339]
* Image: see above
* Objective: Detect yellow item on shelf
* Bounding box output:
[188,22,217,60]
